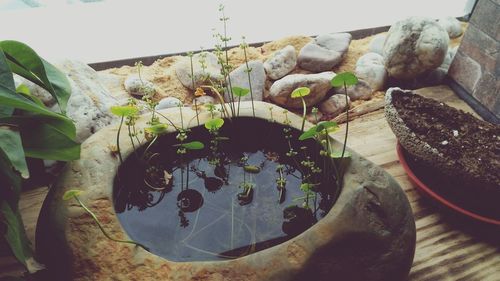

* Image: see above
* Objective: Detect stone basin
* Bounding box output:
[36,101,416,281]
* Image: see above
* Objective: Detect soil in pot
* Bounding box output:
[113,117,339,262]
[392,92,500,219]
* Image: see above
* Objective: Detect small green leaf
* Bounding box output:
[244,165,261,173]
[62,189,83,201]
[16,84,44,107]
[299,126,318,141]
[204,118,224,130]
[1,200,33,266]
[110,105,138,117]
[316,121,338,132]
[300,183,316,192]
[330,150,352,159]
[145,123,168,135]
[181,141,204,150]
[232,87,250,97]
[0,126,29,179]
[291,87,310,98]
[331,72,358,87]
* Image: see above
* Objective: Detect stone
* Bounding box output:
[448,51,482,93]
[298,33,351,72]
[155,97,182,110]
[263,45,297,80]
[175,52,223,90]
[13,75,56,107]
[225,60,266,102]
[193,95,216,106]
[306,110,323,124]
[269,72,335,109]
[383,17,449,79]
[437,17,463,38]
[123,75,156,97]
[333,79,373,101]
[369,34,387,55]
[53,60,118,142]
[37,101,416,281]
[355,53,387,91]
[320,94,350,117]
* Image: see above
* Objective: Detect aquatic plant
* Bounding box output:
[290,86,311,132]
[240,36,256,117]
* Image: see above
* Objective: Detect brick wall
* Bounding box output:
[448,0,499,118]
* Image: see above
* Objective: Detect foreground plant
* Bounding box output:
[0,40,80,271]
[240,37,256,117]
[291,87,311,132]
[110,104,139,163]
[62,190,148,250]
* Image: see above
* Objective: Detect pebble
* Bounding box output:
[298,33,351,72]
[175,52,223,90]
[319,94,350,117]
[155,97,182,110]
[124,75,156,97]
[355,52,387,91]
[264,45,297,80]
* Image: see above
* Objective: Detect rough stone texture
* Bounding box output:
[333,79,373,101]
[383,17,449,79]
[369,34,387,55]
[53,60,118,142]
[469,0,499,40]
[355,53,387,91]
[306,110,323,124]
[472,72,498,114]
[175,52,223,90]
[37,101,415,281]
[414,46,458,87]
[459,24,497,73]
[264,45,297,80]
[123,75,156,97]
[298,33,352,72]
[437,17,463,38]
[155,97,182,110]
[225,60,265,102]
[448,51,482,93]
[193,95,216,106]
[319,94,350,117]
[269,72,335,109]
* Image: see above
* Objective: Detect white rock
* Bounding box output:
[383,17,449,79]
[355,52,387,91]
[123,75,155,97]
[155,97,182,110]
[264,45,297,80]
[320,94,350,117]
[269,71,335,109]
[225,60,265,102]
[193,95,215,105]
[54,60,119,142]
[298,33,351,72]
[369,34,387,55]
[437,17,463,38]
[333,79,373,101]
[175,52,223,90]
[306,110,324,124]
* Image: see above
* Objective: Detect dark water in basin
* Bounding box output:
[113,118,338,262]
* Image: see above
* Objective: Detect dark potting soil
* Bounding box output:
[393,92,500,219]
[113,118,339,262]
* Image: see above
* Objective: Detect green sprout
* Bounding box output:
[290,87,311,132]
[232,86,250,116]
[110,105,139,163]
[240,36,256,117]
[63,190,148,251]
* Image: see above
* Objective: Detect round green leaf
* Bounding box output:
[291,87,311,99]
[243,165,261,173]
[316,121,338,132]
[330,150,352,159]
[145,123,168,135]
[62,189,83,201]
[232,87,250,97]
[204,118,224,130]
[298,126,318,141]
[110,105,138,117]
[331,72,358,87]
[181,141,204,150]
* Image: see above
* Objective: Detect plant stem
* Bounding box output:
[74,196,148,251]
[300,97,306,132]
[116,116,124,164]
[194,99,200,126]
[340,82,349,160]
[242,43,255,117]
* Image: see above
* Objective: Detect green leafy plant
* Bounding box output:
[231,86,249,116]
[0,40,80,270]
[290,87,311,132]
[110,104,139,163]
[240,37,256,117]
[62,190,148,250]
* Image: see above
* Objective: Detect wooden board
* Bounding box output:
[1,85,499,280]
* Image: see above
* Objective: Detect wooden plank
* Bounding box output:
[1,85,499,280]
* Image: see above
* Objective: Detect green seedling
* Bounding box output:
[110,105,139,163]
[240,37,256,117]
[63,190,148,251]
[232,86,250,116]
[276,164,286,203]
[290,87,311,132]
[173,141,205,150]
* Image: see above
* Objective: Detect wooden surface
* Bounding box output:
[1,85,499,280]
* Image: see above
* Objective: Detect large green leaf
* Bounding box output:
[0,51,15,117]
[291,87,311,98]
[232,87,250,97]
[21,122,80,161]
[0,148,22,196]
[0,41,71,113]
[181,141,205,150]
[0,200,32,266]
[0,126,28,179]
[331,72,358,87]
[0,115,76,140]
[204,118,224,130]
